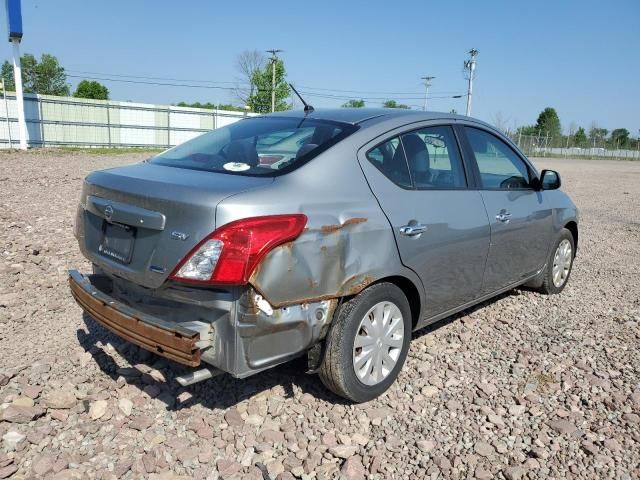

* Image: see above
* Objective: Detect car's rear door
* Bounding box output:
[358,123,490,320]
[457,125,553,293]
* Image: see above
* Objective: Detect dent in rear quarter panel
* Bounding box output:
[213,138,425,372]
[216,137,424,309]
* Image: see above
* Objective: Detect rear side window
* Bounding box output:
[464,127,532,189]
[401,126,466,189]
[150,117,358,176]
[366,136,412,187]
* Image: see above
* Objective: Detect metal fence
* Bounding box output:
[509,133,640,160]
[0,93,255,149]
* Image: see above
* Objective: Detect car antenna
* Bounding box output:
[289,83,314,113]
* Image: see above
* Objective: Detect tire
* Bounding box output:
[319,282,412,403]
[537,228,575,295]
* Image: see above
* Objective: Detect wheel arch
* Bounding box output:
[369,275,422,330]
[564,220,578,255]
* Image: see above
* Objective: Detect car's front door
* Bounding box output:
[358,124,491,320]
[460,126,553,293]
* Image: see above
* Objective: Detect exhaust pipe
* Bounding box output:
[175,367,223,387]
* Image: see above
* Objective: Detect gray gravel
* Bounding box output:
[0,151,639,479]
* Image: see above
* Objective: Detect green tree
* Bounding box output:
[73,80,109,100]
[588,125,608,144]
[1,53,69,96]
[534,107,561,138]
[383,100,410,109]
[610,128,630,147]
[246,59,291,113]
[176,101,245,111]
[573,127,587,147]
[341,99,365,108]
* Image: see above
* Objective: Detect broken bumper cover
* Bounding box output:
[68,270,201,367]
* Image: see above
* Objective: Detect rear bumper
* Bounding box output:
[68,270,201,367]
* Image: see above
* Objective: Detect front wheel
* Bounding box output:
[319,282,412,403]
[538,228,575,294]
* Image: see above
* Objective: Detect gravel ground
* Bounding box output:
[0,151,639,480]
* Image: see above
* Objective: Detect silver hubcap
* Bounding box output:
[552,239,572,287]
[352,301,404,386]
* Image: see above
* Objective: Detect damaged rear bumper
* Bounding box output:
[69,270,202,366]
[68,269,338,379]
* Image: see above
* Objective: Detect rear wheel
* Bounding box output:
[319,282,412,403]
[538,228,575,294]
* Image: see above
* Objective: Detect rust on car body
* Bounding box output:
[68,271,201,367]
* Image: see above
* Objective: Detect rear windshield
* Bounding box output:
[149,116,358,176]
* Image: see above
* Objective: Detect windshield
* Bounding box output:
[150,116,358,176]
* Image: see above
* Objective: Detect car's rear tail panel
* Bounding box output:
[74,161,273,289]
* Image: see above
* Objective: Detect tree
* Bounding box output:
[235,50,266,106]
[573,127,587,147]
[341,99,365,108]
[246,59,291,113]
[610,128,630,147]
[1,53,70,96]
[588,124,608,144]
[73,80,109,100]
[534,107,561,138]
[383,100,410,109]
[176,101,245,111]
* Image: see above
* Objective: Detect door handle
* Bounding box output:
[399,223,427,236]
[495,211,512,223]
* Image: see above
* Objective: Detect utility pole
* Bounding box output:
[464,48,478,117]
[266,49,282,113]
[420,76,435,111]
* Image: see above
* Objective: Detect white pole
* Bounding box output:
[11,39,27,150]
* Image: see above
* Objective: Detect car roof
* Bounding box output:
[267,108,471,126]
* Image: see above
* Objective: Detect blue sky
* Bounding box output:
[2,0,639,135]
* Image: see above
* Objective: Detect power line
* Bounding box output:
[67,69,461,97]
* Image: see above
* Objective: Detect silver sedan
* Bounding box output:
[70,108,578,402]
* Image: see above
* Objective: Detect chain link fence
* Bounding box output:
[508,133,640,160]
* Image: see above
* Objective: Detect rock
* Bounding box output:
[328,445,358,459]
[118,398,133,416]
[224,408,243,427]
[1,404,45,423]
[32,454,55,476]
[547,419,577,436]
[0,374,9,387]
[421,385,439,397]
[503,466,526,480]
[416,439,436,453]
[474,442,495,457]
[488,413,505,427]
[216,458,242,477]
[622,413,639,424]
[340,456,366,480]
[2,431,26,452]
[604,438,621,451]
[508,405,526,416]
[12,396,34,407]
[351,433,369,446]
[21,385,42,399]
[434,456,452,471]
[0,464,17,479]
[130,415,154,431]
[42,390,76,409]
[89,400,108,420]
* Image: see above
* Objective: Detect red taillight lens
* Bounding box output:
[170,214,307,285]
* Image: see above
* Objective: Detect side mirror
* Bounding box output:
[539,169,561,190]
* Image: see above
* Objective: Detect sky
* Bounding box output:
[2,0,639,135]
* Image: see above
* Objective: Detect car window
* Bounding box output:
[401,126,466,189]
[150,117,357,176]
[366,136,412,188]
[464,127,531,189]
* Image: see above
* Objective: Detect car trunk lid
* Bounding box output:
[78,162,273,289]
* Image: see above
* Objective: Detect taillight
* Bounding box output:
[170,214,307,285]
